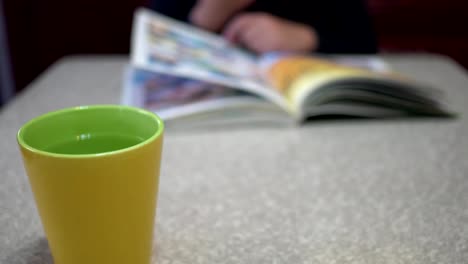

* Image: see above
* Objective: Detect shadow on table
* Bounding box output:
[303,114,457,123]
[164,114,457,134]
[5,238,53,264]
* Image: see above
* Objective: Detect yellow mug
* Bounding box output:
[17,105,164,264]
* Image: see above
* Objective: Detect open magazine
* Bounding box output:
[122,8,451,127]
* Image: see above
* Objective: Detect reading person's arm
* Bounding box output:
[149,0,378,54]
[223,12,318,53]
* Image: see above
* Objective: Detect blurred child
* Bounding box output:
[150,0,378,54]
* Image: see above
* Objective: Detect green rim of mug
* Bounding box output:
[17,105,164,159]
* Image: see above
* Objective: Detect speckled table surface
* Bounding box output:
[1,54,468,264]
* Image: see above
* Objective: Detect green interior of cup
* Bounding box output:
[17,105,163,156]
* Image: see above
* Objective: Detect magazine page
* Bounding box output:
[258,53,449,118]
[130,8,288,110]
[258,53,386,113]
[122,66,284,121]
[324,55,390,73]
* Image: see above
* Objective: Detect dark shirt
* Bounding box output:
[149,0,378,54]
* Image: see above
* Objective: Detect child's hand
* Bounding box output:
[223,12,318,53]
[189,0,254,32]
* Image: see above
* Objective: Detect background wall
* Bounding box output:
[3,0,146,94]
[368,0,468,66]
[1,0,15,104]
[3,0,468,96]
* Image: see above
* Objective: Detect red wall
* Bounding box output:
[368,0,468,66]
[4,0,146,92]
[4,0,468,93]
